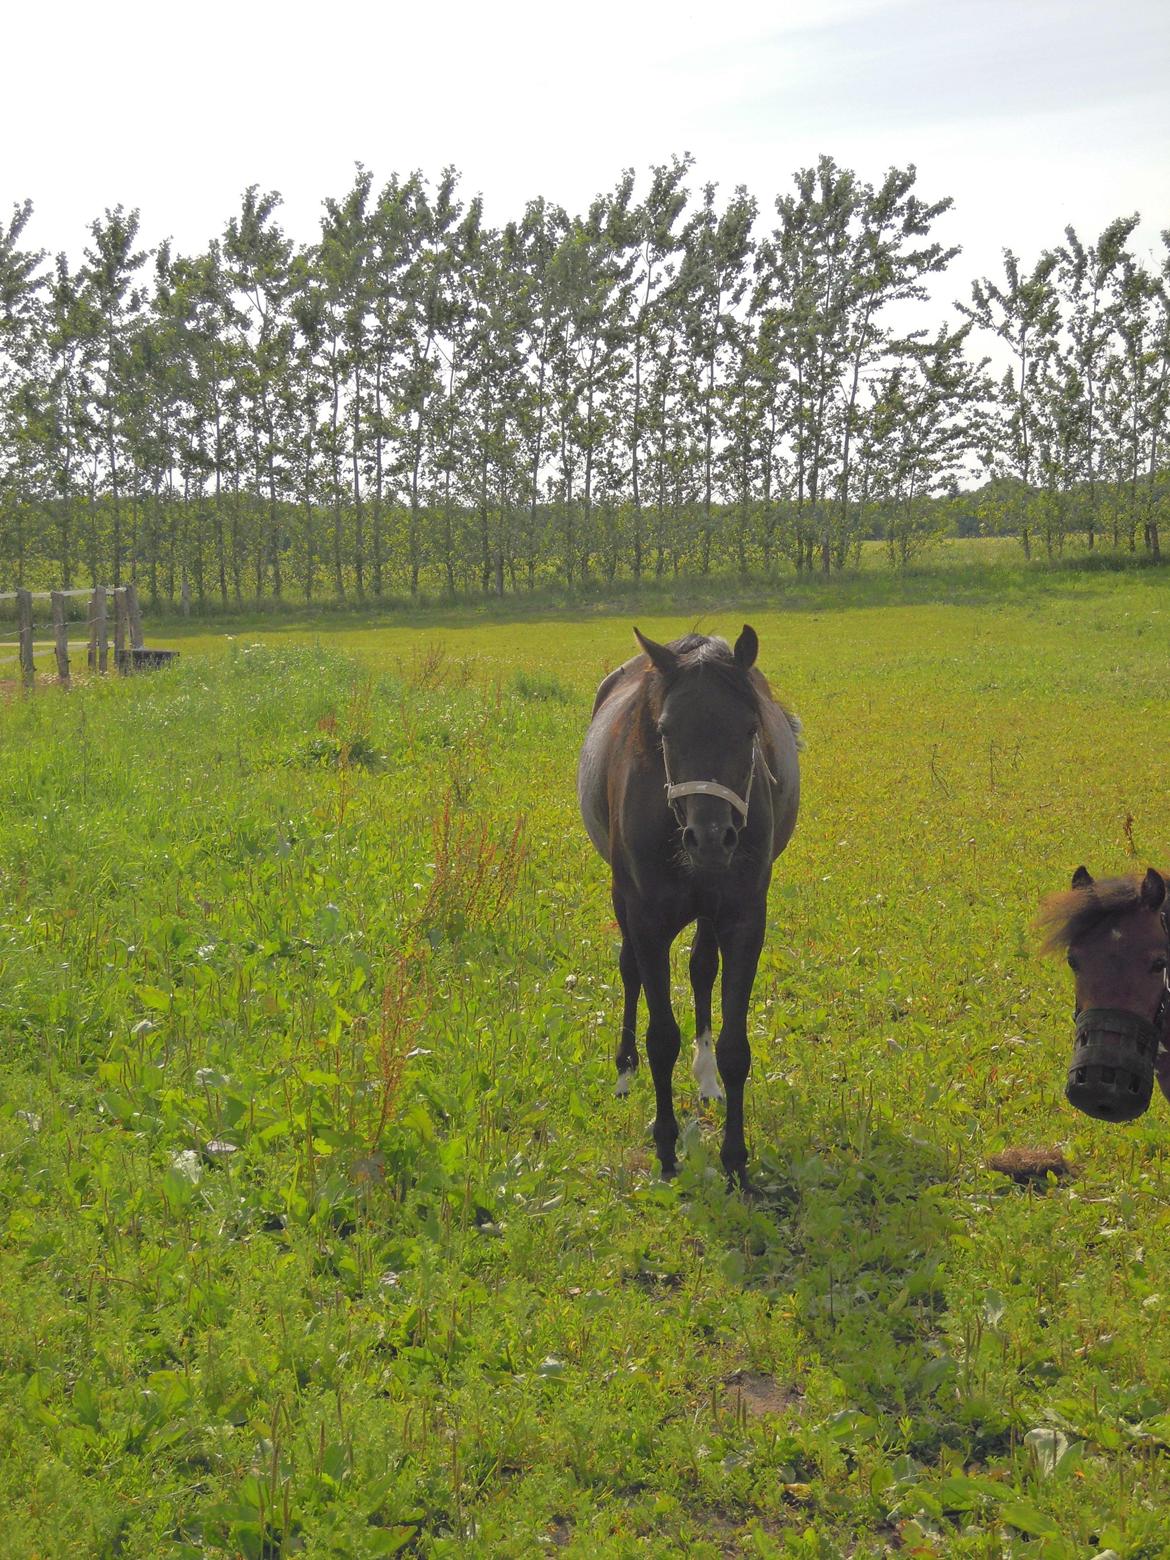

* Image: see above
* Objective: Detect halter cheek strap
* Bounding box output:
[661,738,775,826]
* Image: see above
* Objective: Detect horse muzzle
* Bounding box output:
[1065,1007,1158,1122]
[681,818,739,867]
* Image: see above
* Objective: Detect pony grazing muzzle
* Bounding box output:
[1066,1007,1158,1122]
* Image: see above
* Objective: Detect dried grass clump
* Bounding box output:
[987,1146,1076,1184]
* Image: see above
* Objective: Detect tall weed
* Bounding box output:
[420,791,527,937]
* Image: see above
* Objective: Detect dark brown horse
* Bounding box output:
[1039,865,1170,1122]
[578,626,801,1187]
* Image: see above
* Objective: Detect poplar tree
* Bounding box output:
[833,166,958,569]
[960,249,1060,556]
[1054,217,1140,546]
[864,324,991,565]
[396,171,476,594]
[756,159,857,572]
[319,166,375,596]
[224,188,295,599]
[366,173,423,595]
[179,243,244,604]
[677,182,756,572]
[289,264,327,598]
[81,206,147,585]
[627,157,691,580]
[41,257,99,588]
[1100,243,1170,553]
[509,198,566,590]
[0,201,47,585]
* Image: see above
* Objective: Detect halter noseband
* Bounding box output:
[661,737,775,828]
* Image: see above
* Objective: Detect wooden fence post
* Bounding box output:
[113,587,128,669]
[51,591,70,684]
[95,586,108,672]
[17,589,34,689]
[124,581,145,650]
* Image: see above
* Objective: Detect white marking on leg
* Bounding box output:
[693,1032,724,1101]
[615,1070,633,1098]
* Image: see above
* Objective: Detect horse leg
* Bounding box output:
[714,908,767,1190]
[632,921,681,1178]
[615,929,641,1097]
[689,917,723,1101]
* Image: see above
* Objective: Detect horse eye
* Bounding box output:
[1067,952,1079,971]
[1152,957,1167,974]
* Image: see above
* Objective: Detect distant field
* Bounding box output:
[3,570,1170,1556]
[0,537,1144,681]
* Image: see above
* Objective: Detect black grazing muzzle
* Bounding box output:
[1066,1005,1162,1122]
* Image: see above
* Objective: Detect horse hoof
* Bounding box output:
[615,1070,634,1098]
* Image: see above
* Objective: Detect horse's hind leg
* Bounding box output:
[689,918,723,1101]
[613,891,640,1096]
[615,933,641,1096]
[631,921,681,1177]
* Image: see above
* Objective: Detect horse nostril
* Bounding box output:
[682,826,699,851]
[723,826,737,852]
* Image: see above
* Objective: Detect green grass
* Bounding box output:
[3,573,1170,1556]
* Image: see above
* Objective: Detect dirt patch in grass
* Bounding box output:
[722,1370,802,1417]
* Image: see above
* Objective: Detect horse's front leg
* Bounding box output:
[714,906,767,1190]
[631,919,681,1177]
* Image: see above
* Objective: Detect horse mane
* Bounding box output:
[630,633,754,715]
[1036,874,1164,954]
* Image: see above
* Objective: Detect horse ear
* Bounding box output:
[1141,867,1166,910]
[733,624,758,671]
[1071,865,1094,890]
[634,627,678,679]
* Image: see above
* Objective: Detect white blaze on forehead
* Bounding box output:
[693,1032,724,1100]
[1110,927,1124,941]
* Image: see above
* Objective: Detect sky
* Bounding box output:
[5,0,1168,323]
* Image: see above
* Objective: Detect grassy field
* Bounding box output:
[3,569,1170,1557]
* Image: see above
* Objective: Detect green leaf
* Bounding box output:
[934,1474,1003,1513]
[1001,1498,1060,1537]
[721,1249,746,1284]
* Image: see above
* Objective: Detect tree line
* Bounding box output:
[1,155,1168,605]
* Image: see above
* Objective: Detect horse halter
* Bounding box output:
[660,736,775,829]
